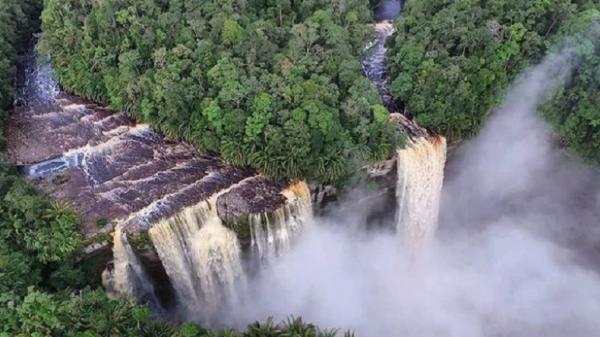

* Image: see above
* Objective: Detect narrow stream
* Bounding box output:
[362,0,402,111]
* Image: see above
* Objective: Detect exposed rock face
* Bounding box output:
[389,112,438,141]
[216,176,288,227]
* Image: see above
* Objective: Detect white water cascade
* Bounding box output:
[363,21,397,109]
[363,21,395,82]
[396,136,447,251]
[361,1,449,251]
[102,224,157,304]
[249,181,313,263]
[148,181,250,323]
[147,179,313,323]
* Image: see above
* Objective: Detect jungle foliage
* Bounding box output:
[388,0,600,162]
[1,0,81,295]
[543,8,600,162]
[40,0,402,184]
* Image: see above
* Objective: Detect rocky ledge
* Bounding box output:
[6,93,300,246]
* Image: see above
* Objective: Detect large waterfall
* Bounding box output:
[148,179,252,322]
[10,44,316,324]
[148,179,312,323]
[395,136,447,251]
[362,1,448,250]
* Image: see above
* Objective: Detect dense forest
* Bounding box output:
[40,0,401,184]
[388,0,600,162]
[3,0,600,335]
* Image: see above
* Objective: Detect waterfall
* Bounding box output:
[14,42,317,323]
[362,2,447,251]
[249,181,313,263]
[148,178,254,323]
[396,136,447,251]
[102,224,158,305]
[146,179,313,323]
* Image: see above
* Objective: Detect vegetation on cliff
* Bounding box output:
[387,0,600,161]
[39,0,401,184]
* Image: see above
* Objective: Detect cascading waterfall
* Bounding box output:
[395,136,447,251]
[249,181,313,262]
[102,224,158,306]
[147,179,313,323]
[361,1,448,251]
[148,178,253,323]
[23,124,153,179]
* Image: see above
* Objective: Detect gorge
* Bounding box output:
[3,0,600,336]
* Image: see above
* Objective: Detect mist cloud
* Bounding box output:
[227,45,600,337]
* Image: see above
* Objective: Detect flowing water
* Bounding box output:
[363,0,401,111]
[363,1,448,250]
[148,178,254,323]
[363,21,396,110]
[396,137,447,251]
[249,181,313,263]
[148,179,313,323]
[102,224,160,308]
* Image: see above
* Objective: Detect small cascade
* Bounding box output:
[148,178,254,323]
[16,44,59,108]
[363,21,396,110]
[363,21,395,83]
[102,224,158,305]
[249,181,313,262]
[363,0,402,111]
[395,136,447,251]
[23,124,153,180]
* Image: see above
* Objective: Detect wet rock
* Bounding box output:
[216,176,287,225]
[389,113,436,141]
[309,183,338,214]
[6,93,291,244]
